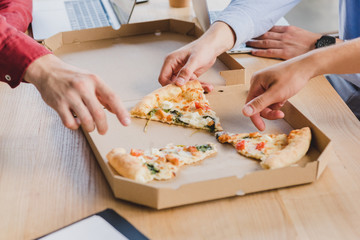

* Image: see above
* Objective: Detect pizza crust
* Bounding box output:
[180,79,202,90]
[107,148,153,183]
[261,127,311,169]
[131,83,182,117]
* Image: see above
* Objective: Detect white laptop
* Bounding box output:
[32,0,136,41]
[192,0,289,54]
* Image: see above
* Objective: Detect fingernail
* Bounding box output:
[75,118,81,126]
[243,105,254,116]
[123,117,131,126]
[206,85,214,92]
[176,77,185,86]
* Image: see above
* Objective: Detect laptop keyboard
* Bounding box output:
[65,0,110,30]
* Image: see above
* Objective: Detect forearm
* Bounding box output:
[195,22,235,55]
[0,16,51,88]
[301,38,360,78]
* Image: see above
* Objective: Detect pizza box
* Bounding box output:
[43,19,245,101]
[44,19,334,209]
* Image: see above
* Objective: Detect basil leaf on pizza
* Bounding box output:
[107,143,217,183]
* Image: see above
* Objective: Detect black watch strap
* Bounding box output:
[315,35,336,48]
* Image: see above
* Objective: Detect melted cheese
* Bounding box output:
[138,156,146,163]
[179,112,215,128]
[154,98,220,130]
[150,148,161,156]
[161,101,174,110]
[235,134,287,160]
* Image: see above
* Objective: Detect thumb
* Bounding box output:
[242,90,278,117]
[174,58,197,86]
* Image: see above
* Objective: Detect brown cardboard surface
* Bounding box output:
[48,19,332,209]
[86,85,325,209]
[51,33,233,101]
[90,86,294,189]
[45,19,245,102]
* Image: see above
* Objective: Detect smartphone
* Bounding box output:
[136,0,148,4]
[227,43,254,54]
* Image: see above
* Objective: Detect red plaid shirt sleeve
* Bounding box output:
[0,0,51,88]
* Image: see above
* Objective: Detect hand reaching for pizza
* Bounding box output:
[246,26,322,60]
[24,54,131,135]
[158,40,216,93]
[242,56,314,131]
[244,38,360,131]
[158,22,236,92]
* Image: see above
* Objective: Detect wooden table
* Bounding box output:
[1,1,360,239]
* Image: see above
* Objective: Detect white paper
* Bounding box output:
[40,215,128,240]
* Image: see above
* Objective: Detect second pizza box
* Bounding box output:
[44,19,334,209]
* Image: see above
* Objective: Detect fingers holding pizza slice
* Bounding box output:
[216,127,311,169]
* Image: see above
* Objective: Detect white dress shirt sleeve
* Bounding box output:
[215,0,301,48]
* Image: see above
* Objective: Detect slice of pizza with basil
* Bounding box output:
[106,143,217,183]
[130,80,222,132]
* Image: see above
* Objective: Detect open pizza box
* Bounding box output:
[44,19,334,209]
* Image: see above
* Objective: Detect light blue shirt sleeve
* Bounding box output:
[215,0,301,48]
[337,0,360,88]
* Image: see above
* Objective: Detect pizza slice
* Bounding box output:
[106,143,217,183]
[131,80,222,132]
[216,127,311,169]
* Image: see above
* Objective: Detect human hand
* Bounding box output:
[158,40,217,92]
[246,26,321,60]
[24,54,131,135]
[242,57,315,131]
[158,22,236,92]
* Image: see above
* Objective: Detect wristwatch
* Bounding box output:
[315,35,336,48]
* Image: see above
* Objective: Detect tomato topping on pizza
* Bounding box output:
[215,127,311,169]
[256,142,265,150]
[235,140,246,151]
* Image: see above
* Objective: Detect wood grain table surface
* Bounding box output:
[1,1,360,239]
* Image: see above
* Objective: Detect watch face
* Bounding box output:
[316,36,336,48]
